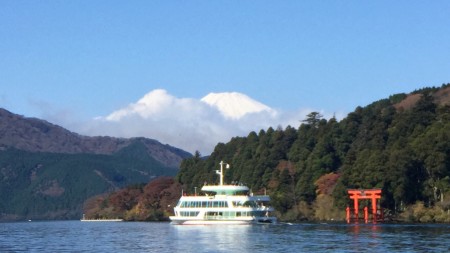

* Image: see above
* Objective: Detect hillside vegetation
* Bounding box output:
[0,142,182,220]
[0,109,191,221]
[87,84,450,222]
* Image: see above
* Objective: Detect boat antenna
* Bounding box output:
[216,161,230,185]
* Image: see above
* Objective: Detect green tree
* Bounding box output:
[302,112,323,128]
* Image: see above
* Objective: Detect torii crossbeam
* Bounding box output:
[347,189,382,223]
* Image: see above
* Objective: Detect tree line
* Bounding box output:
[176,84,450,221]
[86,84,450,222]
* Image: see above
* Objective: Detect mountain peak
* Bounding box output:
[201,92,274,120]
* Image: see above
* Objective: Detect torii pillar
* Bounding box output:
[347,189,382,223]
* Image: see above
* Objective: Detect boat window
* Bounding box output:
[242,201,258,207]
[180,211,199,217]
[223,211,236,218]
[205,212,223,219]
[209,201,227,208]
[239,211,250,217]
[179,200,231,208]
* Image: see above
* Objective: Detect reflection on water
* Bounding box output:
[172,225,251,252]
[323,223,450,252]
[1,221,449,252]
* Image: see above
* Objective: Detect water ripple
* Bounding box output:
[1,221,449,252]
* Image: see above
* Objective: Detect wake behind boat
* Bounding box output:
[169,161,277,225]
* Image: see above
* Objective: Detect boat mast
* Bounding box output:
[216,161,230,186]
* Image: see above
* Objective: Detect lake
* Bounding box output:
[1,221,449,252]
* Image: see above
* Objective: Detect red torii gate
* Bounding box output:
[347,189,382,223]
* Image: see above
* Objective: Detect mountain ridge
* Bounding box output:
[0,108,190,168]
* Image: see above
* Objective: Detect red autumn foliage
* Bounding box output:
[109,187,142,211]
[314,173,340,196]
[82,176,182,220]
[140,177,182,211]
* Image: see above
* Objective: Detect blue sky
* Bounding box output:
[1,1,450,153]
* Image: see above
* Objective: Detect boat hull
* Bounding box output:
[171,220,251,225]
[169,216,276,225]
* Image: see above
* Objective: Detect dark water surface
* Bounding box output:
[1,221,449,252]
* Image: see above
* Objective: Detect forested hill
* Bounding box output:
[177,84,450,221]
[0,109,191,221]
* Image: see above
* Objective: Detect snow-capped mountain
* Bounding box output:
[201,92,274,120]
[104,90,274,121]
[91,89,285,154]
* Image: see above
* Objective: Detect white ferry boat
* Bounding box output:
[169,161,277,225]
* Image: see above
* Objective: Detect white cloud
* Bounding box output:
[105,89,177,121]
[78,89,343,155]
